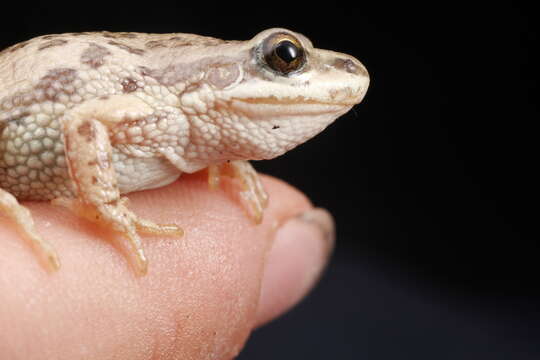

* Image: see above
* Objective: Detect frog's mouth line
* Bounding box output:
[228,96,355,117]
[232,95,358,107]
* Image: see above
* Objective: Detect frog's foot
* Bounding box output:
[52,197,183,274]
[0,188,60,271]
[208,160,269,224]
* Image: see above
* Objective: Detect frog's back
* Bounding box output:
[0,31,228,107]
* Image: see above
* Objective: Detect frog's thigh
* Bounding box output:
[0,187,60,270]
[55,98,182,274]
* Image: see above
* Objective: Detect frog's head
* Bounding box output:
[173,28,369,162]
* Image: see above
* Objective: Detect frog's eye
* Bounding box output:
[262,33,306,75]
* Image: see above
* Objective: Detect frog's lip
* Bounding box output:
[232,96,358,106]
[229,96,358,116]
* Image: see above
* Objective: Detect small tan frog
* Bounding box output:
[0,28,369,274]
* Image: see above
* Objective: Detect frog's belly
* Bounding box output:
[0,121,181,199]
[113,151,182,194]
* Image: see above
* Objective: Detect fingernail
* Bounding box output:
[297,208,335,256]
[255,208,335,327]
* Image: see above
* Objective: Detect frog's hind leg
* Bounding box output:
[0,188,61,270]
[53,114,182,275]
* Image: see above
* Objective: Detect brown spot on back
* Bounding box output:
[5,41,29,54]
[41,35,60,40]
[77,121,96,143]
[81,43,111,69]
[36,68,78,101]
[101,32,138,39]
[121,78,139,93]
[168,35,226,47]
[145,40,167,49]
[66,32,89,37]
[38,39,68,51]
[117,33,139,39]
[107,41,145,55]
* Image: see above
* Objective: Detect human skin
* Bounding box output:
[0,172,334,359]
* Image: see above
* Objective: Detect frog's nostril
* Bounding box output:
[332,57,367,76]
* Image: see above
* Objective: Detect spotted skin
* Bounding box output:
[0,28,369,273]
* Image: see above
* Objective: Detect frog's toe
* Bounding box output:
[52,196,181,274]
[134,217,184,237]
[1,188,61,271]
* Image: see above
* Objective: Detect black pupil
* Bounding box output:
[275,40,298,63]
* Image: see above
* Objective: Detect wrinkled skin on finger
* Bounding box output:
[0,172,311,360]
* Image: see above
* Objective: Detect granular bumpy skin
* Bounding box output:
[0,28,369,273]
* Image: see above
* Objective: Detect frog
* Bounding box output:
[0,28,369,274]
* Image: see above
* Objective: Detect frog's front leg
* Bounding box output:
[208,160,269,224]
[53,102,182,274]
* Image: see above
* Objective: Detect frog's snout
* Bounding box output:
[332,56,368,77]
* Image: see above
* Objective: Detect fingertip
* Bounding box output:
[255,207,335,327]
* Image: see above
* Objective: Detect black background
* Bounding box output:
[1,2,538,359]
